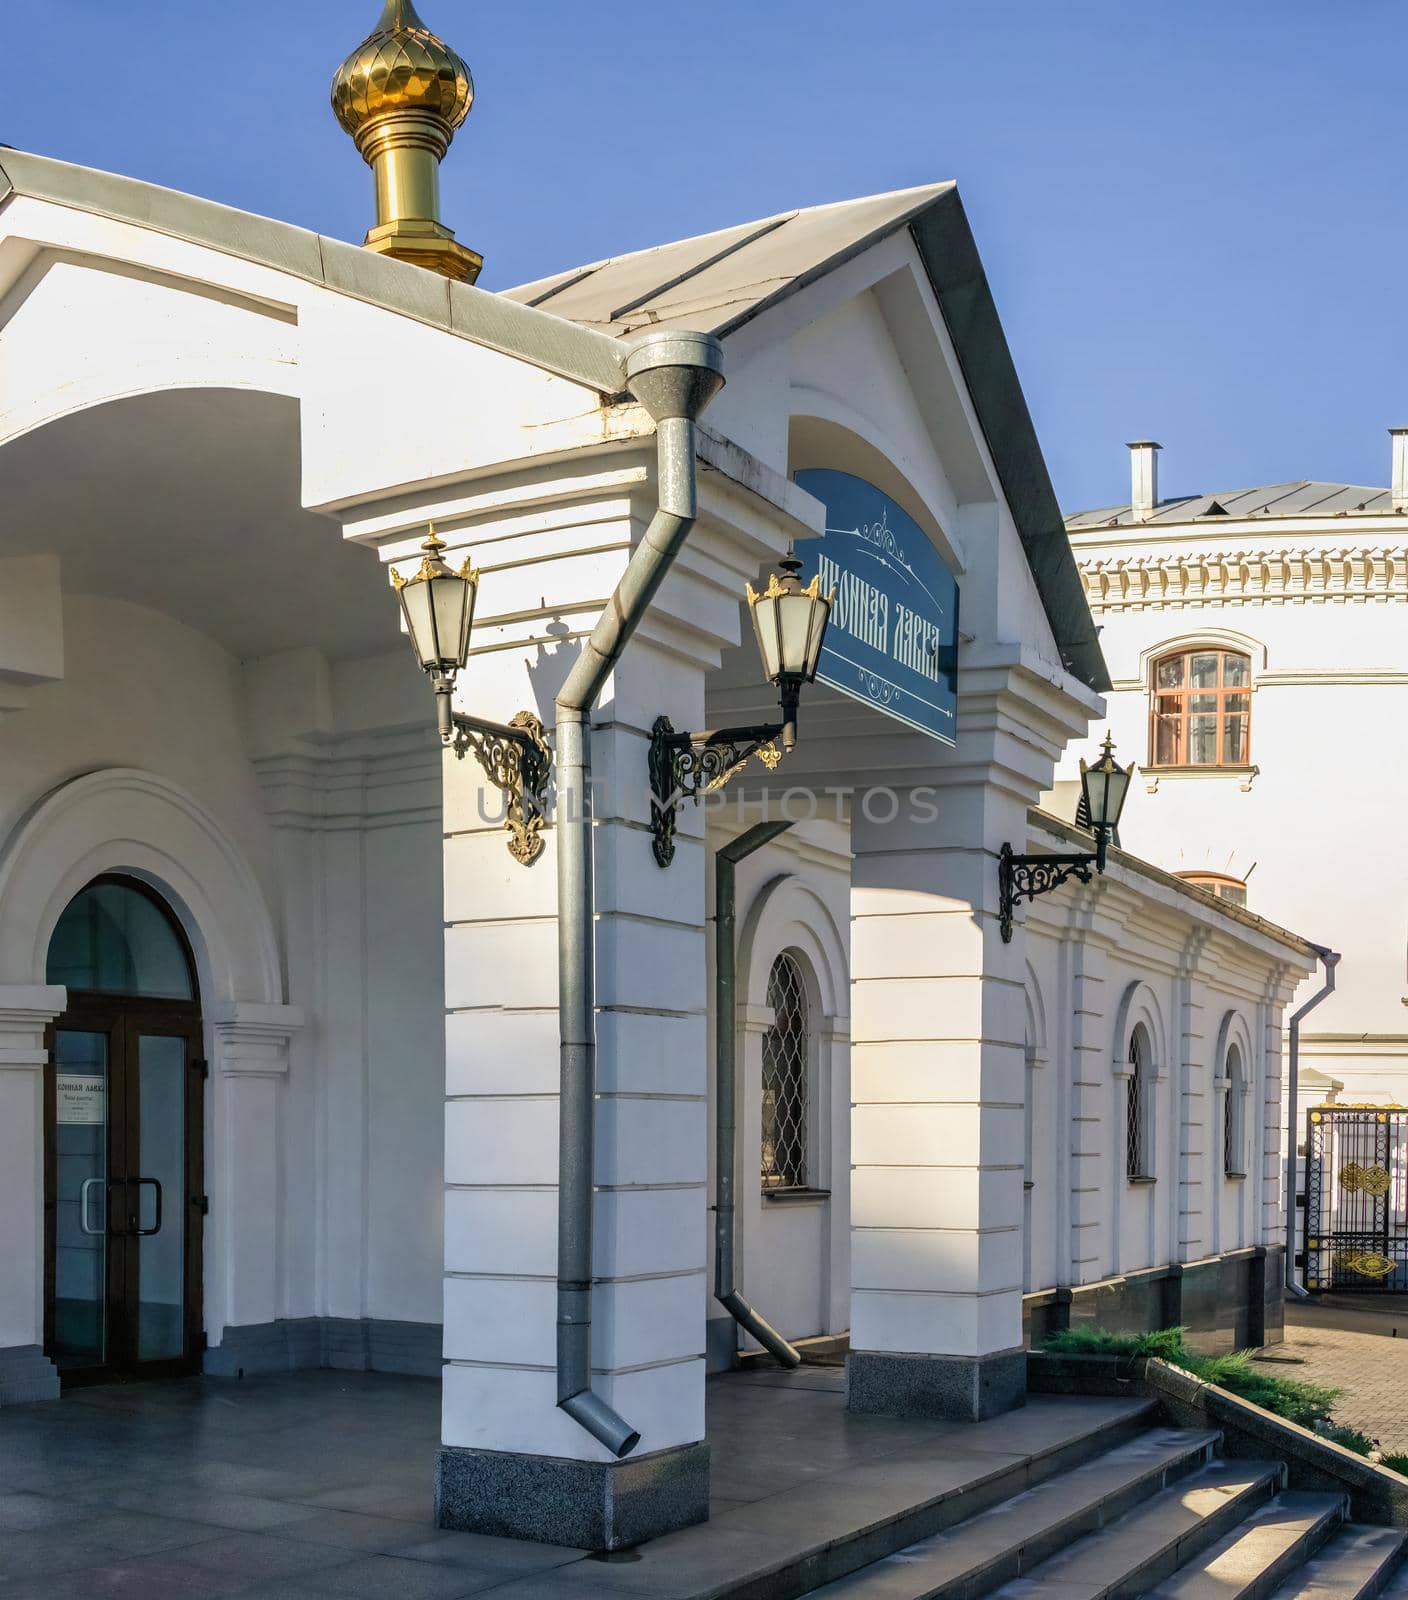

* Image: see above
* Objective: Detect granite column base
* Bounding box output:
[435,1440,710,1552]
[847,1347,1027,1422]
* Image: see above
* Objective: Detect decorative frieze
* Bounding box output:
[1079,546,1408,612]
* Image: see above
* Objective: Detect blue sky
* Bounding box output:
[11,1,1403,513]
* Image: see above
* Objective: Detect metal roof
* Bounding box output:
[507,185,1111,694]
[1067,480,1395,529]
[503,183,955,336]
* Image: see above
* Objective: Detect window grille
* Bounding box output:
[761,953,809,1191]
[1126,1029,1148,1180]
[1149,649,1251,768]
[1224,1044,1243,1175]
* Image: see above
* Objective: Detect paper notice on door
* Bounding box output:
[56,1075,105,1124]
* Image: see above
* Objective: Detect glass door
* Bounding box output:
[45,1010,203,1383]
[49,1028,116,1370]
[126,1019,201,1367]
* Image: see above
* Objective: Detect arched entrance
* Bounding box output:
[43,876,204,1383]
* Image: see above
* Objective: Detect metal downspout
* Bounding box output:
[554,330,726,1457]
[715,821,802,1367]
[1284,945,1340,1298]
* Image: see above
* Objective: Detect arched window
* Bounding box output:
[1224,1042,1246,1177]
[47,877,195,999]
[1126,1024,1154,1181]
[1150,648,1250,767]
[1177,872,1248,909]
[761,953,809,1191]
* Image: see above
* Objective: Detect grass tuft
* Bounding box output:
[1040,1325,1341,1429]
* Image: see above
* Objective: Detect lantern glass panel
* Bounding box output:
[751,597,783,682]
[431,572,474,670]
[399,579,439,671]
[778,594,816,679]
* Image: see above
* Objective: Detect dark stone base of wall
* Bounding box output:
[0,1344,61,1404]
[436,1440,710,1552]
[847,1347,1027,1421]
[1023,1246,1283,1353]
[203,1317,441,1379]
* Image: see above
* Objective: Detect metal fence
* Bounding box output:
[1303,1105,1408,1292]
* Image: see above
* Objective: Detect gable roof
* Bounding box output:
[1067,480,1396,530]
[503,183,955,336]
[507,185,1110,693]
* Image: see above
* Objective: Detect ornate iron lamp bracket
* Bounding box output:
[998,842,1097,944]
[449,709,552,866]
[648,715,783,869]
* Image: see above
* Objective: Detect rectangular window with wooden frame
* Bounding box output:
[1149,649,1250,768]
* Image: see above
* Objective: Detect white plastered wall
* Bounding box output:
[1059,523,1408,1104]
[1020,829,1308,1300]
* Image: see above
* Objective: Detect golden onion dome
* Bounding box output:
[331,0,474,143]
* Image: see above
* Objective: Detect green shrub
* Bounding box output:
[1039,1325,1340,1429]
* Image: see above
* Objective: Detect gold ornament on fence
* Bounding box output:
[1339,1161,1392,1197]
[1334,1249,1397,1279]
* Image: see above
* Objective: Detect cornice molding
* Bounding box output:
[1079,545,1408,612]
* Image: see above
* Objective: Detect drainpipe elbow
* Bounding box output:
[558,1390,641,1460]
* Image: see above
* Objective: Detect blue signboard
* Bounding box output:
[792,469,959,744]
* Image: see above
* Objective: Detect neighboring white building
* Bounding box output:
[1062,442,1408,1106]
[0,0,1321,1553]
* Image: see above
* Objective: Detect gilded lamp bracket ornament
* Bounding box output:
[391,526,550,866]
[648,716,783,869]
[449,708,552,867]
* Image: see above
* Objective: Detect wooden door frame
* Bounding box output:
[42,874,205,1387]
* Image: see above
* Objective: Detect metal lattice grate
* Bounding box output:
[1126,1031,1145,1180]
[761,953,809,1191]
[1304,1106,1408,1291]
[1224,1087,1236,1175]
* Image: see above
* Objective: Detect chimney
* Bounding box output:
[1391,428,1408,512]
[1127,440,1162,521]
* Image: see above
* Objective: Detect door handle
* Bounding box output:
[78,1178,106,1236]
[134,1177,163,1237]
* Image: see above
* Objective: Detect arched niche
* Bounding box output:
[0,768,282,1007]
[1112,979,1168,1083]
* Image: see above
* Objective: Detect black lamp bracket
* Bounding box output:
[448,709,552,867]
[648,715,783,869]
[998,839,1108,943]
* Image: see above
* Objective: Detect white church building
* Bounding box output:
[0,0,1323,1551]
[1065,442,1406,1109]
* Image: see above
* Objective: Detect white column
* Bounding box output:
[1068,929,1109,1285]
[204,1003,301,1367]
[1175,934,1211,1263]
[378,466,777,1549]
[0,986,64,1400]
[848,782,1029,1421]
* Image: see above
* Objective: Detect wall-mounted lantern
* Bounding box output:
[998,732,1134,942]
[648,548,834,868]
[393,526,551,865]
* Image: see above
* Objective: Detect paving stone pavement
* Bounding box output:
[1267,1324,1408,1451]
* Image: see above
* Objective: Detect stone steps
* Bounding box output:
[787,1414,1408,1600]
[1143,1492,1347,1597]
[801,1429,1229,1600]
[1265,1525,1407,1599]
